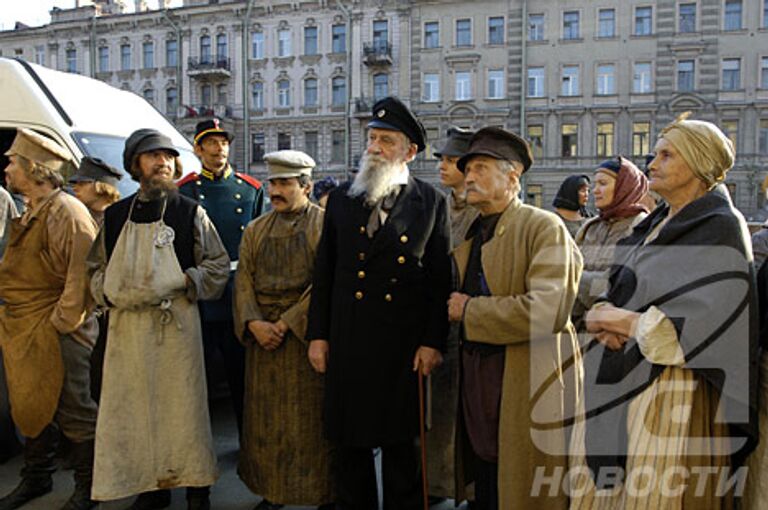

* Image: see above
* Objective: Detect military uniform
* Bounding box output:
[177,119,264,435]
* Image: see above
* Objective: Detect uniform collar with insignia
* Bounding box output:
[201,165,232,181]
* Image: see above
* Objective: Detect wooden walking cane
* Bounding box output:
[418,363,429,510]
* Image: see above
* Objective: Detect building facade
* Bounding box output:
[1,0,767,217]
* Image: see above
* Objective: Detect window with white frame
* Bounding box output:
[632,122,651,156]
[278,29,292,57]
[455,71,472,100]
[424,22,439,49]
[423,73,440,102]
[563,11,580,40]
[724,0,742,31]
[252,32,264,59]
[456,19,472,47]
[679,3,696,33]
[332,25,346,53]
[332,76,347,106]
[596,122,614,157]
[528,14,544,41]
[598,9,615,38]
[722,58,741,90]
[633,62,652,93]
[252,82,264,110]
[527,67,545,97]
[488,69,504,98]
[561,65,579,96]
[561,124,578,157]
[304,26,318,56]
[278,79,291,107]
[677,59,695,91]
[35,45,45,66]
[596,64,616,95]
[304,78,318,107]
[488,17,504,45]
[635,6,653,35]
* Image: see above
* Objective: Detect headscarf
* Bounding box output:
[595,157,650,221]
[658,111,735,190]
[553,174,590,213]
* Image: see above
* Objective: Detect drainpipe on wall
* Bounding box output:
[89,15,97,78]
[162,8,183,120]
[242,0,255,172]
[336,0,352,177]
[519,0,528,200]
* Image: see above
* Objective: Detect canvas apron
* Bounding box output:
[0,196,64,438]
[92,198,217,501]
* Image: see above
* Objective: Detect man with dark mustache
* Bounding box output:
[178,119,264,437]
[88,129,229,510]
[306,96,451,509]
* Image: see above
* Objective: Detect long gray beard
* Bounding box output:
[348,154,402,207]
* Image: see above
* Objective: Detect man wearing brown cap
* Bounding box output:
[446,127,582,509]
[307,96,451,509]
[88,128,229,510]
[234,150,334,510]
[0,128,99,510]
[69,157,122,227]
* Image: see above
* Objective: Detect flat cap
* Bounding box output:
[194,118,233,145]
[264,150,315,179]
[69,157,123,188]
[457,127,534,174]
[368,96,427,153]
[123,129,179,172]
[434,126,474,158]
[4,128,72,172]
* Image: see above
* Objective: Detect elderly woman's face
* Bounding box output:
[648,138,699,201]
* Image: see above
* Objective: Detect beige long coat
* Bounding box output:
[453,197,583,509]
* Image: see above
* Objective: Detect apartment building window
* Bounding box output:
[201,84,212,106]
[561,124,578,157]
[143,88,154,104]
[34,45,45,66]
[598,9,615,38]
[332,76,347,106]
[142,42,154,69]
[455,71,472,100]
[722,120,738,149]
[278,133,291,151]
[373,73,388,101]
[304,78,318,107]
[561,65,579,96]
[528,14,544,41]
[252,82,264,110]
[724,0,742,31]
[762,57,768,88]
[527,125,544,159]
[251,133,265,163]
[488,70,504,99]
[200,35,211,63]
[217,83,227,105]
[596,122,614,157]
[633,62,652,93]
[526,183,543,208]
[635,6,653,36]
[677,60,695,91]
[759,120,768,154]
[488,17,504,45]
[216,34,227,61]
[764,0,768,29]
[278,29,292,57]
[332,25,346,53]
[423,73,440,102]
[304,131,319,162]
[304,26,318,56]
[596,64,616,95]
[120,44,131,71]
[166,39,177,67]
[722,58,741,90]
[332,130,345,163]
[252,32,264,59]
[424,22,439,48]
[98,47,109,73]
[373,20,389,51]
[679,3,696,33]
[563,11,580,40]
[166,87,177,115]
[527,67,545,97]
[456,19,472,47]
[278,79,291,107]
[632,122,651,156]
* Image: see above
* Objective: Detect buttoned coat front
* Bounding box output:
[453,198,583,509]
[307,177,451,447]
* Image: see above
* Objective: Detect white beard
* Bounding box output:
[348,154,403,206]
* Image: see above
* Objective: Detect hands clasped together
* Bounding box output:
[585,303,641,352]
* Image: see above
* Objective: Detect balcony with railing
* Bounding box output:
[187,56,231,78]
[181,104,234,119]
[363,41,392,66]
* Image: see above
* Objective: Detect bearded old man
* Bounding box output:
[306,96,451,509]
[88,129,229,510]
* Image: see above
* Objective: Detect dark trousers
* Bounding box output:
[201,319,244,436]
[336,442,422,510]
[473,458,498,510]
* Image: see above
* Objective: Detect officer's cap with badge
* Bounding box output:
[434,126,474,159]
[194,118,234,145]
[368,96,427,153]
[457,127,534,174]
[69,157,123,188]
[4,128,72,172]
[264,150,315,180]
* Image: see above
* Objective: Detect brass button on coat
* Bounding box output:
[199,194,205,200]
[397,256,405,264]
[400,235,408,243]
[355,291,363,300]
[240,225,245,231]
[234,193,242,200]
[358,271,366,279]
[236,207,243,214]
[358,252,365,261]
[359,226,366,234]
[385,294,392,302]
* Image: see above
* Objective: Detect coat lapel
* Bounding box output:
[369,176,424,256]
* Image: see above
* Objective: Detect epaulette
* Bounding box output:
[176,173,200,188]
[235,172,262,189]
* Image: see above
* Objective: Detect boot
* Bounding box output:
[60,440,95,510]
[125,490,171,510]
[0,425,59,510]
[186,486,210,510]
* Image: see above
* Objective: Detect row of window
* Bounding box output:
[524,57,768,97]
[250,130,346,165]
[527,0,768,42]
[422,16,506,49]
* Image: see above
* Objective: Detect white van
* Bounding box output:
[0,57,199,197]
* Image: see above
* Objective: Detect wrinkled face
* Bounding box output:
[592,173,615,210]
[137,150,176,186]
[71,180,100,208]
[195,134,230,171]
[577,183,590,206]
[438,155,464,189]
[4,155,33,194]
[647,138,699,201]
[464,155,515,209]
[268,177,309,213]
[365,128,415,166]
